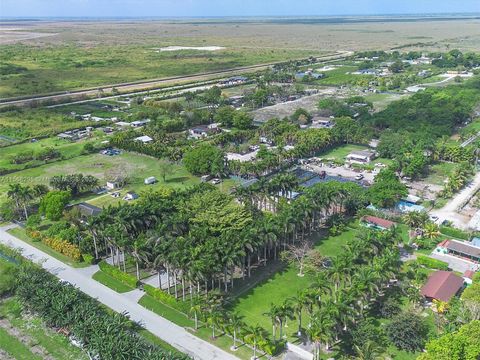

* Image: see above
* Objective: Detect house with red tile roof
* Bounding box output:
[360,215,396,231]
[420,270,465,303]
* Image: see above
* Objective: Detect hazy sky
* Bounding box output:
[1,0,479,18]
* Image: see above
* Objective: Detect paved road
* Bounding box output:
[430,172,480,229]
[0,224,239,360]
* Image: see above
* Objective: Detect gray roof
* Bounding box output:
[75,202,102,217]
[447,240,480,258]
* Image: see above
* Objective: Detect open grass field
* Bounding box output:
[314,65,360,85]
[0,108,100,141]
[423,162,456,186]
[0,147,239,207]
[2,16,480,97]
[318,143,367,160]
[0,134,106,172]
[0,42,319,98]
[0,297,89,360]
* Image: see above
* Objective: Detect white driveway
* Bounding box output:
[430,172,480,230]
[0,225,239,360]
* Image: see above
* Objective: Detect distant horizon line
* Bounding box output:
[1,12,480,21]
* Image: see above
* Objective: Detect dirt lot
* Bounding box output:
[252,87,339,122]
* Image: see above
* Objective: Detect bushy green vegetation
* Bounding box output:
[98,261,139,288]
[14,264,188,360]
[416,255,449,271]
[92,270,135,293]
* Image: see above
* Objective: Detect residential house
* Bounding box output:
[311,116,334,129]
[188,124,221,139]
[134,135,153,144]
[420,271,464,303]
[435,239,480,263]
[131,119,151,128]
[361,216,396,231]
[346,150,376,164]
[124,192,139,201]
[73,202,102,217]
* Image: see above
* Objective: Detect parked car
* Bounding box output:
[355,174,364,180]
[211,178,222,185]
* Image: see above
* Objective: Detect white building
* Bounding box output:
[134,135,153,144]
[346,150,376,165]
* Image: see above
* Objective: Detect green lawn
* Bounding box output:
[0,152,201,206]
[92,270,135,293]
[314,66,360,86]
[0,135,106,172]
[317,144,367,161]
[229,228,359,339]
[7,227,90,268]
[138,295,255,360]
[424,162,456,186]
[0,297,88,360]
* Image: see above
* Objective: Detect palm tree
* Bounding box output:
[243,324,266,360]
[131,238,149,280]
[226,312,245,350]
[354,340,382,360]
[263,304,281,340]
[423,222,440,239]
[289,290,311,336]
[207,310,224,339]
[189,298,202,330]
[307,311,335,359]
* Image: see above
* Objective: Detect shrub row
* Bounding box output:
[440,226,471,240]
[43,237,83,262]
[98,261,139,288]
[26,228,83,262]
[417,255,449,271]
[143,284,190,314]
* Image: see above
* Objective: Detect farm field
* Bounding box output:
[0,296,89,360]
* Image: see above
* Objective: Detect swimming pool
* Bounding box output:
[396,200,425,213]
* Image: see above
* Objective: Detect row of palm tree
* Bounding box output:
[85,180,366,304]
[265,229,402,359]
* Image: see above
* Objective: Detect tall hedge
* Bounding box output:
[98,261,139,288]
[417,255,449,271]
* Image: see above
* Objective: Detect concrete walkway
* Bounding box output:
[0,224,239,360]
